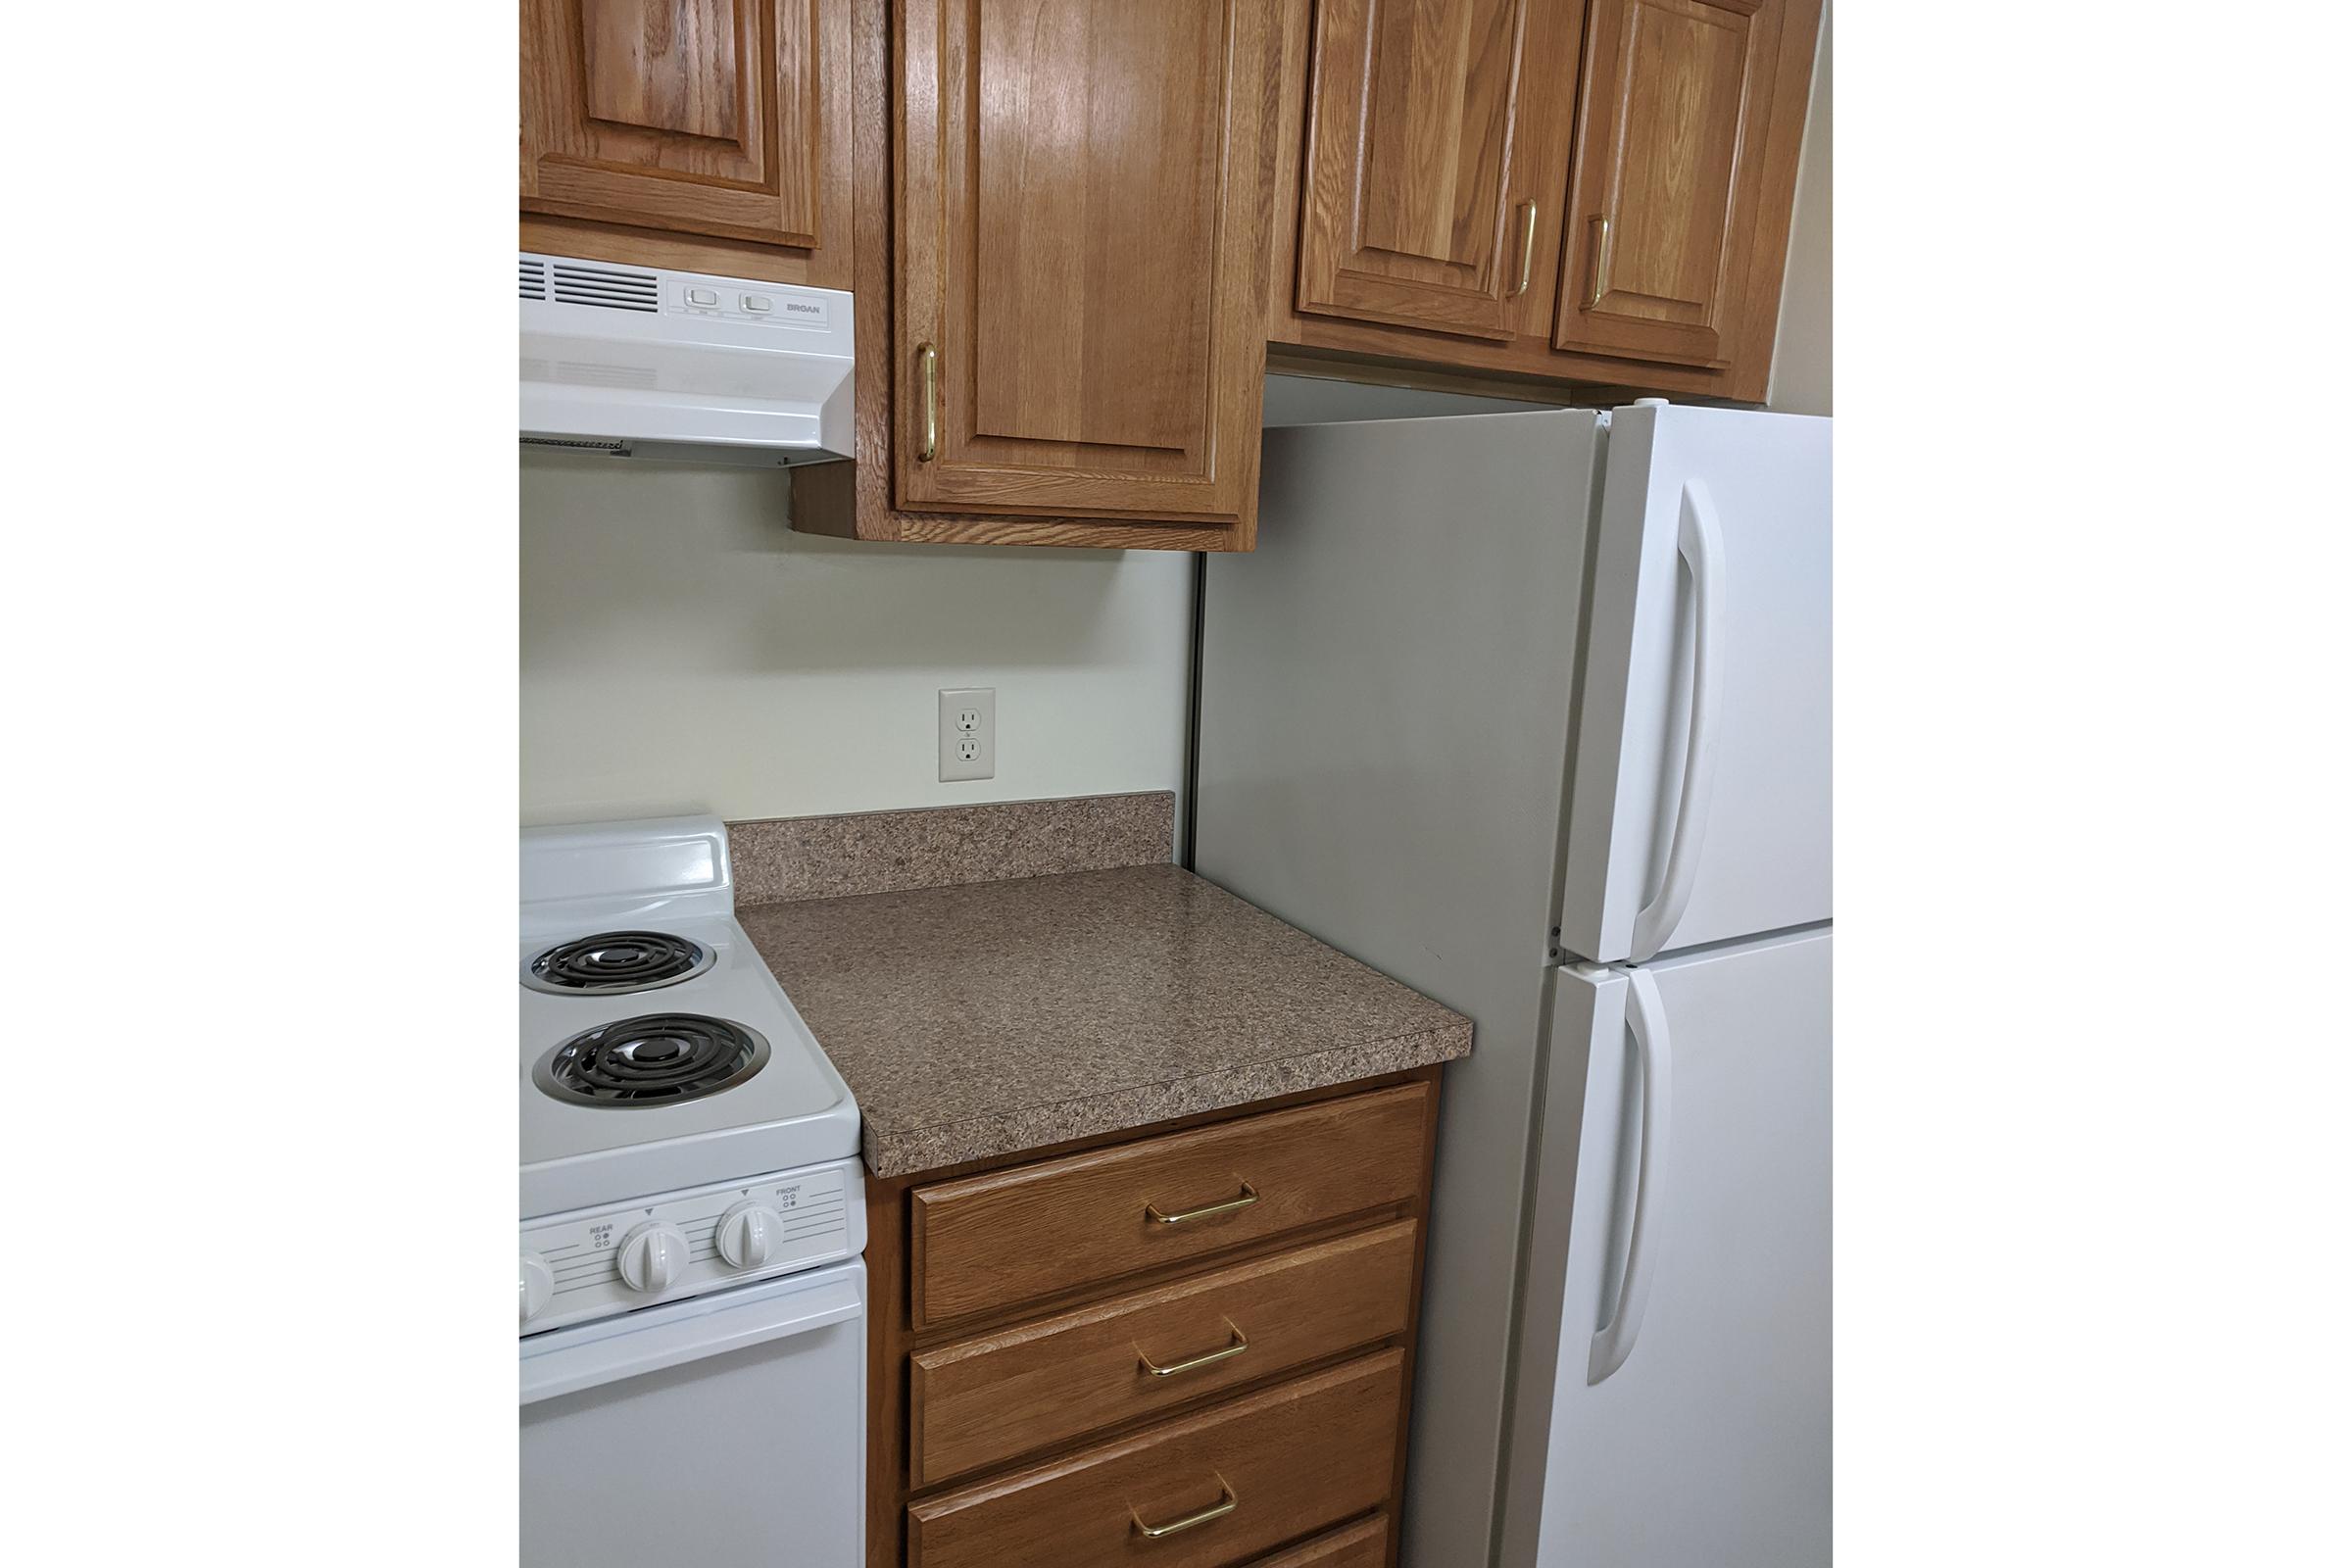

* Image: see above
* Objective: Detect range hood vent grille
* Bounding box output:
[518,256,548,300]
[521,435,628,454]
[544,262,660,313]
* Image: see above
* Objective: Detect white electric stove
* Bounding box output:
[518,814,865,1568]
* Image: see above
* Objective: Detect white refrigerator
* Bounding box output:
[1196,400,1830,1567]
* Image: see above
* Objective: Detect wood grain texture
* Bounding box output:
[1249,1514,1390,1568]
[906,1349,1403,1568]
[518,214,849,287]
[520,0,852,266]
[910,1219,1417,1487]
[1266,0,1821,401]
[1376,1059,1442,1568]
[581,0,744,138]
[867,1177,913,1568]
[1296,0,1547,339]
[911,1083,1430,1330]
[894,0,1284,525]
[1551,0,1781,367]
[788,0,1261,550]
[863,1066,1446,1568]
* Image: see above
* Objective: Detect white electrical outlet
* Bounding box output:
[937,688,996,781]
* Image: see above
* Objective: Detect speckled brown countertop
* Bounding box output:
[736,862,1471,1178]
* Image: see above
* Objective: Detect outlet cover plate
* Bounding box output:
[938,687,996,781]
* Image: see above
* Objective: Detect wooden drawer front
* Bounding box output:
[912,1083,1430,1328]
[908,1349,1403,1568]
[1247,1514,1389,1567]
[912,1219,1418,1486]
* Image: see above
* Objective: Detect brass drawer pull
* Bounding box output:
[915,342,940,462]
[1584,216,1613,311]
[1129,1477,1238,1541]
[1135,1319,1250,1378]
[1145,1181,1258,1225]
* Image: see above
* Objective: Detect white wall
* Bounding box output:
[519,453,1192,825]
[1768,3,1832,415]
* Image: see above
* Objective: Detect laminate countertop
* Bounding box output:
[736,862,1471,1179]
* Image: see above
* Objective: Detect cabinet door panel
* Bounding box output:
[1553,0,1785,368]
[897,0,1279,523]
[1298,0,1535,339]
[521,0,837,253]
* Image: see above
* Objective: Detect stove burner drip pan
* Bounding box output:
[534,1013,770,1107]
[523,931,713,995]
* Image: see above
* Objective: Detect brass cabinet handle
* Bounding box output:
[1130,1478,1238,1541]
[1584,216,1612,311]
[915,342,939,462]
[1145,1180,1258,1225]
[1511,200,1538,297]
[1135,1319,1250,1378]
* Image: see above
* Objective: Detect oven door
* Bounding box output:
[520,1257,864,1567]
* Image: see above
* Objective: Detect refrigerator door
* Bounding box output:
[1502,927,1830,1568]
[1198,407,1603,1568]
[1559,403,1832,963]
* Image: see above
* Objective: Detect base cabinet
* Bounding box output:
[862,1072,1444,1568]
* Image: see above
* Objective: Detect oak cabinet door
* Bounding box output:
[1297,0,1579,342]
[520,0,844,255]
[895,0,1280,524]
[1553,0,1788,368]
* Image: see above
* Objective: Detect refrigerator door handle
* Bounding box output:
[1629,480,1728,962]
[1589,966,1675,1384]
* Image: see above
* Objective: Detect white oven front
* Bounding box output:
[520,1257,864,1566]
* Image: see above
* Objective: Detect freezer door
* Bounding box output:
[1501,929,1830,1568]
[1559,403,1832,962]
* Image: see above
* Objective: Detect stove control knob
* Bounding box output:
[518,1252,555,1325]
[617,1221,690,1294]
[717,1201,784,1270]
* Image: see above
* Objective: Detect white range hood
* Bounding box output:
[518,253,855,466]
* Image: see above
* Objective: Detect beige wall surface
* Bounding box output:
[1768,3,1832,415]
[519,454,1192,826]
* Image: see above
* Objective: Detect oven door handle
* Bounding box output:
[520,1267,862,1405]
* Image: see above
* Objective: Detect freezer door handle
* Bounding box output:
[1629,480,1728,962]
[1589,966,1675,1384]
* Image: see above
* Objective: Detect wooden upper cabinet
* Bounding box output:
[520,0,850,280]
[1296,0,1579,341]
[894,0,1282,528]
[1553,0,1788,368]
